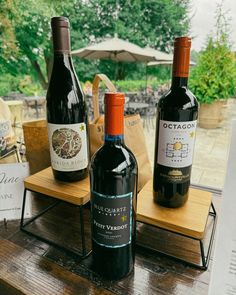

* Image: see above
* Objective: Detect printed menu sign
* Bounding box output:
[208,120,236,295]
[0,163,31,221]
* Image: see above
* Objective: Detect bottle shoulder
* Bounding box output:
[91,143,137,173]
[47,55,84,101]
[46,55,87,124]
[159,87,199,110]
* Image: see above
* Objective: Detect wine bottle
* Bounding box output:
[46,17,89,182]
[153,37,199,208]
[90,92,138,280]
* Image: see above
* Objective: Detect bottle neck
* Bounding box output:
[171,37,190,88]
[104,102,124,145]
[52,26,70,54]
[171,76,188,88]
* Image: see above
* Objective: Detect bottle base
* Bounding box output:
[52,168,88,182]
[153,190,188,208]
[93,263,134,281]
[92,241,134,280]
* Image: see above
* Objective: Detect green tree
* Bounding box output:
[0,0,55,89]
[0,0,191,90]
[71,0,190,80]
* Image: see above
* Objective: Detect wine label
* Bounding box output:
[157,120,197,168]
[158,166,190,184]
[48,123,88,172]
[91,191,132,248]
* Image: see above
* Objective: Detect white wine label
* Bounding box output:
[91,191,132,248]
[157,120,197,168]
[48,123,88,172]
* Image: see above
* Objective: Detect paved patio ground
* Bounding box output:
[144,98,236,190]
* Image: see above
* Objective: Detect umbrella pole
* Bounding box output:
[115,62,118,83]
[145,62,148,94]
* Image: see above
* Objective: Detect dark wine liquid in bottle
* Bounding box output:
[153,37,199,208]
[46,17,89,182]
[90,92,138,280]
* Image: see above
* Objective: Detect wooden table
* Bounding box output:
[0,187,221,294]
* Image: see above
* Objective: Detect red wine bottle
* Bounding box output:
[46,17,89,182]
[153,37,199,208]
[90,92,138,280]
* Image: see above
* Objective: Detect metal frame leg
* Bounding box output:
[0,145,21,163]
[20,189,60,229]
[79,205,87,257]
[20,188,91,259]
[200,240,207,269]
[199,202,217,270]
[137,201,217,270]
[20,188,27,228]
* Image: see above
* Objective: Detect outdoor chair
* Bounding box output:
[23,97,46,118]
[143,104,156,131]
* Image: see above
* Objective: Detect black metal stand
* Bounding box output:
[20,188,91,259]
[137,202,217,270]
[0,145,21,163]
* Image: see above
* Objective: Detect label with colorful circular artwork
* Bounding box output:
[48,123,88,171]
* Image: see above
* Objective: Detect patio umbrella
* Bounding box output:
[137,47,174,90]
[71,37,158,62]
[71,37,175,89]
[144,46,173,62]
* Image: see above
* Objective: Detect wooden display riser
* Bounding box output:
[137,180,212,239]
[136,179,217,269]
[21,167,217,269]
[24,167,90,205]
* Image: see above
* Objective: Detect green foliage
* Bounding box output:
[71,0,190,51]
[18,76,44,96]
[190,50,200,64]
[71,0,190,80]
[0,74,44,97]
[189,4,236,103]
[0,74,21,96]
[0,0,190,95]
[115,79,168,92]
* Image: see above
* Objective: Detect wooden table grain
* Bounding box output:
[0,191,222,295]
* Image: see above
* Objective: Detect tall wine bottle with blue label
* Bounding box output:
[46,17,89,182]
[90,92,138,280]
[153,37,199,208]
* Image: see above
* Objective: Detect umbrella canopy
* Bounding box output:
[144,46,173,62]
[71,37,158,62]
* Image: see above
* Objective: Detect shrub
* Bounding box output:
[18,75,43,96]
[0,74,21,96]
[189,4,236,104]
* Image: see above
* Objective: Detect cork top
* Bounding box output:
[174,36,191,48]
[51,17,70,29]
[51,16,70,53]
